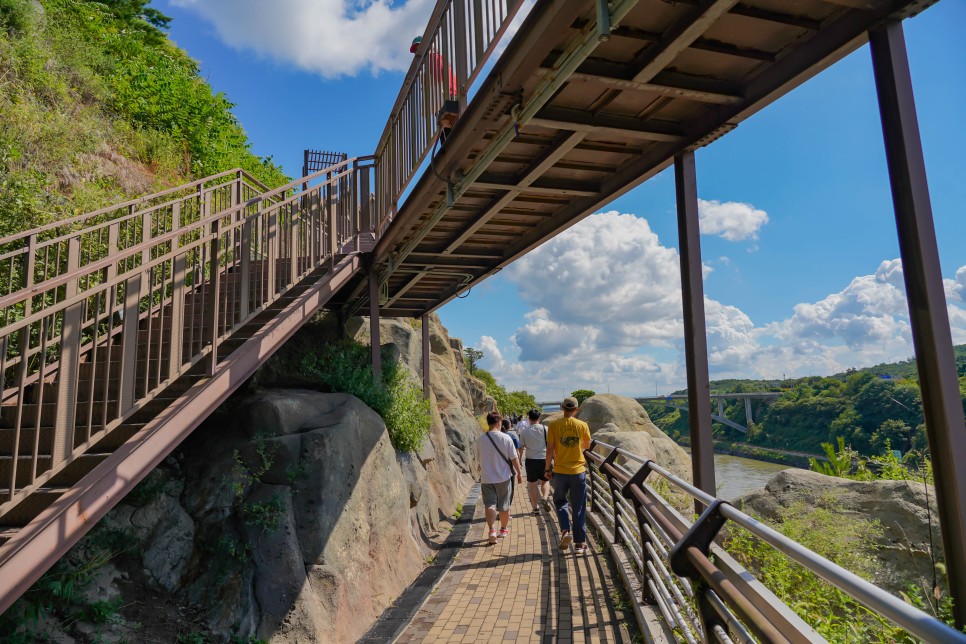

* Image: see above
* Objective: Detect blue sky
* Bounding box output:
[156,0,966,398]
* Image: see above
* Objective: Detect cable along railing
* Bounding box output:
[0,158,376,516]
[585,441,966,644]
[373,0,527,220]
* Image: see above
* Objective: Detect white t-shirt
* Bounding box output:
[475,431,516,484]
[515,420,529,434]
[519,422,548,460]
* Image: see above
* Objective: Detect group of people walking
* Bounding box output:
[474,397,592,553]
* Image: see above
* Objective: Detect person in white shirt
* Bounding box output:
[519,409,553,515]
[475,412,523,544]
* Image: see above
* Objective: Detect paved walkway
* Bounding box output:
[397,484,637,643]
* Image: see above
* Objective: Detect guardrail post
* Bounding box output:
[168,203,186,381]
[239,202,251,321]
[206,218,222,376]
[267,207,277,297]
[453,0,469,112]
[369,267,382,383]
[118,273,141,416]
[328,172,337,267]
[421,312,430,399]
[22,234,36,318]
[352,161,361,253]
[669,500,730,638]
[870,21,966,628]
[52,237,81,466]
[674,151,716,509]
[290,202,299,286]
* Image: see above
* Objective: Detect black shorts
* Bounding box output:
[525,458,548,483]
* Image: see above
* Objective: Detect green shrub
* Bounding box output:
[300,341,432,453]
[0,0,32,34]
[725,500,895,642]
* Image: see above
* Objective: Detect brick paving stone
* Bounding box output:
[397,484,636,642]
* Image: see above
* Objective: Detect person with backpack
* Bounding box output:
[519,409,552,516]
[476,412,523,544]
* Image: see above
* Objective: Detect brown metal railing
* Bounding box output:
[585,441,966,643]
[373,0,526,219]
[0,159,375,517]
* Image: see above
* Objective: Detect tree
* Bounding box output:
[463,347,484,374]
[871,419,914,454]
[571,389,595,405]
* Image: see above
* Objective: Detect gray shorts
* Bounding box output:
[481,480,513,512]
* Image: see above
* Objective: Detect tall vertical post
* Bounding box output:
[674,151,716,504]
[369,268,382,383]
[421,313,431,400]
[744,397,753,425]
[870,21,966,628]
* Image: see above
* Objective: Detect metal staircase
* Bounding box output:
[0,158,378,612]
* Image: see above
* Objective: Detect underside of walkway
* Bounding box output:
[397,487,637,643]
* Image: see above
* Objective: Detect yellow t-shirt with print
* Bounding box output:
[548,416,592,474]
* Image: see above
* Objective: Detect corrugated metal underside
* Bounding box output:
[333,0,937,317]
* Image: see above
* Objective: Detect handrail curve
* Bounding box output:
[585,440,966,643]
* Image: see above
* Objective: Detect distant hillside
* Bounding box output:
[650,345,966,458]
[0,0,287,238]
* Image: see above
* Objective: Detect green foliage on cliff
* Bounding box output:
[473,367,538,417]
[644,350,966,458]
[0,0,286,238]
[300,342,432,453]
[571,389,595,405]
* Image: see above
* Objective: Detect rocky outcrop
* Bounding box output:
[578,394,692,483]
[8,314,487,643]
[735,469,944,594]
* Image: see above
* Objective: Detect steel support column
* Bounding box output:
[421,313,431,400]
[870,20,966,628]
[369,269,382,383]
[674,151,716,504]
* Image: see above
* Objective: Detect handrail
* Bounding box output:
[0,159,376,521]
[585,440,966,643]
[0,168,271,248]
[372,0,526,218]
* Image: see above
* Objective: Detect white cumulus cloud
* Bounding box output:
[171,0,436,77]
[698,199,769,241]
[480,208,966,398]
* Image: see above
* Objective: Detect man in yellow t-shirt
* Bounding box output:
[545,397,592,554]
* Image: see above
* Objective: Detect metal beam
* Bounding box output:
[375,0,643,283]
[672,0,822,30]
[474,176,600,197]
[530,106,684,142]
[630,0,739,83]
[566,71,743,105]
[870,20,966,629]
[674,151,715,505]
[386,271,427,308]
[442,131,585,254]
[369,268,382,382]
[422,313,431,400]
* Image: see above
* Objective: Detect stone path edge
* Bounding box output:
[359,484,482,643]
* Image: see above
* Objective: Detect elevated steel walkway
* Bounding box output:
[2,0,965,640]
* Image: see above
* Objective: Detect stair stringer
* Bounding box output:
[0,253,362,614]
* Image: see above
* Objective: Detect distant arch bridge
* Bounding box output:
[538,392,780,434]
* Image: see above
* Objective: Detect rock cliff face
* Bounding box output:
[9,314,488,643]
[735,469,944,594]
[577,394,693,483]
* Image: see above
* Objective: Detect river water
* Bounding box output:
[710,453,793,500]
